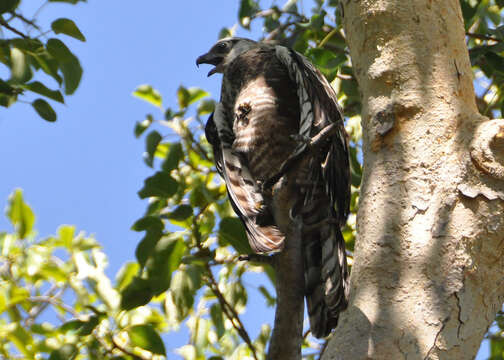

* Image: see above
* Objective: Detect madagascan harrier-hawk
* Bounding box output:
[197,37,350,338]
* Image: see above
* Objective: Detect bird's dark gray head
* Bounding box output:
[196,37,257,77]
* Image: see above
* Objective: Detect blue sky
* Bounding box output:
[0,1,491,359]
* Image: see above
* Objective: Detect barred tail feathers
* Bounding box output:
[302,207,349,338]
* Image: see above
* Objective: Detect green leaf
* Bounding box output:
[120,277,153,310]
[170,266,203,321]
[0,0,19,14]
[144,130,162,167]
[210,303,225,339]
[7,324,34,357]
[22,81,64,103]
[258,285,276,307]
[46,38,75,63]
[59,319,85,334]
[32,98,57,122]
[146,237,186,295]
[51,18,86,41]
[197,99,215,116]
[127,325,166,356]
[135,227,163,268]
[162,142,184,172]
[138,171,179,199]
[283,0,298,13]
[46,39,82,94]
[167,204,193,221]
[116,262,140,291]
[238,0,258,28]
[133,85,162,108]
[187,87,209,105]
[60,57,83,95]
[225,281,247,310]
[218,217,251,254]
[7,189,35,239]
[131,216,164,232]
[49,344,78,360]
[219,27,233,39]
[177,86,190,109]
[177,87,209,109]
[299,11,326,31]
[134,114,153,138]
[59,316,99,336]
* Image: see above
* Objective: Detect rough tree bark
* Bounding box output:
[324,0,504,359]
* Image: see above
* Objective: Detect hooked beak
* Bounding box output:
[196,52,222,77]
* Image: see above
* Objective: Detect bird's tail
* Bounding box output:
[301,200,349,338]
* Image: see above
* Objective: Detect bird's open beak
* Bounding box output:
[196,53,222,77]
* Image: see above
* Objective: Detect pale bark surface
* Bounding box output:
[324,0,504,359]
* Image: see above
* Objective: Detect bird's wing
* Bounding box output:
[276,45,351,338]
[275,45,350,225]
[205,104,285,254]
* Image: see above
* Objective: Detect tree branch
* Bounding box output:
[0,18,28,38]
[204,264,259,360]
[466,32,501,42]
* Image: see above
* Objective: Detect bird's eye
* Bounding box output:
[216,42,228,50]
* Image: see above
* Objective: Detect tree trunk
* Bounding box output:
[324,0,504,359]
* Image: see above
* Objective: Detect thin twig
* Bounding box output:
[318,27,339,48]
[32,1,49,21]
[205,265,259,360]
[266,21,299,41]
[466,32,501,42]
[0,18,27,38]
[111,336,150,360]
[12,13,41,31]
[27,294,79,318]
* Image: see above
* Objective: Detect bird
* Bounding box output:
[196,37,350,338]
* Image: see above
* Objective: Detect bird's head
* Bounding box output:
[196,37,257,77]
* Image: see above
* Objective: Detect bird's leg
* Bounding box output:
[238,253,277,266]
[262,123,339,192]
[307,122,339,150]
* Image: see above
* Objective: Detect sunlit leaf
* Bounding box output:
[238,0,258,28]
[10,47,32,83]
[210,303,225,339]
[133,85,162,108]
[116,262,140,291]
[146,236,186,295]
[171,266,203,321]
[49,344,77,360]
[7,189,35,239]
[128,324,166,355]
[218,217,251,254]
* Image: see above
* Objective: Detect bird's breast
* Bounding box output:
[232,76,298,182]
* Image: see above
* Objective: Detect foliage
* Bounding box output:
[2,0,504,359]
[128,1,504,358]
[0,0,85,121]
[0,189,167,359]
